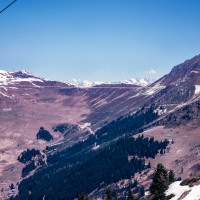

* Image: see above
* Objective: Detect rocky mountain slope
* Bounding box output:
[0,54,200,199]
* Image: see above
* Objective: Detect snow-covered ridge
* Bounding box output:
[0,69,153,88]
[0,70,43,86]
[68,78,153,88]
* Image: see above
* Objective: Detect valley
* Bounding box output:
[0,55,200,199]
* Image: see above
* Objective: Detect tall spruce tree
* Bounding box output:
[139,186,145,197]
[168,169,175,183]
[113,192,119,200]
[127,188,134,200]
[78,193,89,200]
[104,188,112,200]
[149,163,169,200]
[78,193,85,200]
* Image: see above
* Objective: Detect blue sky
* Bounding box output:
[1,0,200,81]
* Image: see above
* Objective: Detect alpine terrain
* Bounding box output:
[0,55,200,200]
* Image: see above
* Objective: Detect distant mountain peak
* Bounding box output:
[69,79,106,88]
[68,77,154,88]
[120,77,153,87]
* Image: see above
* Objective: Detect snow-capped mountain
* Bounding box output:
[68,77,153,88]
[0,70,69,89]
[0,70,44,86]
[120,77,153,86]
[68,79,107,88]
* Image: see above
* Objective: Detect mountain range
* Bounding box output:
[0,54,200,199]
[68,77,152,88]
[0,69,152,88]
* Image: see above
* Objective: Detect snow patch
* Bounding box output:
[11,77,43,83]
[183,184,200,200]
[0,70,8,74]
[144,81,165,96]
[79,123,91,130]
[165,181,190,200]
[165,181,200,200]
[190,70,200,74]
[31,82,41,88]
[0,91,11,98]
[195,85,200,94]
[49,141,65,147]
[154,107,167,116]
[1,108,12,112]
[92,145,100,150]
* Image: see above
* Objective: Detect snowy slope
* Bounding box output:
[165,180,200,200]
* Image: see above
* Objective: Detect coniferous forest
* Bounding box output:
[13,135,169,200]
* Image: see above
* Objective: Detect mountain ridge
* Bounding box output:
[68,77,153,88]
[0,69,154,88]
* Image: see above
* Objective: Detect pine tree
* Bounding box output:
[78,193,89,200]
[160,149,164,155]
[147,161,151,168]
[104,188,112,200]
[139,186,145,197]
[9,183,14,190]
[78,193,84,200]
[127,188,134,200]
[85,194,89,200]
[113,192,119,200]
[149,163,169,200]
[168,169,175,183]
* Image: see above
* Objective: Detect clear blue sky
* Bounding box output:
[1,0,200,82]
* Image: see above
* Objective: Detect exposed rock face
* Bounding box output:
[155,54,200,86]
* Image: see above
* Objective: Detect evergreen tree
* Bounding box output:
[78,193,89,200]
[149,163,169,200]
[168,170,175,183]
[139,186,145,197]
[9,183,14,190]
[36,127,53,141]
[132,180,138,187]
[105,188,112,200]
[85,194,89,200]
[147,161,151,168]
[127,188,134,200]
[78,193,85,200]
[113,192,119,200]
[160,149,164,155]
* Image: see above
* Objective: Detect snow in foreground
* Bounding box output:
[165,181,200,200]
